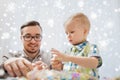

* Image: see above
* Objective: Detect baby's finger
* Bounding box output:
[51,48,59,53]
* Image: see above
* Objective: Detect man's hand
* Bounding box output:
[32,61,48,70]
[4,58,33,77]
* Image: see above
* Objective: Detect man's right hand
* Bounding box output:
[3,58,33,77]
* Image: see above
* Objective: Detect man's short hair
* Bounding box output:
[20,20,42,34]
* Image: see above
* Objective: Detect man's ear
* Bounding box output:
[20,35,22,40]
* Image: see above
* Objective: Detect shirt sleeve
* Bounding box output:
[0,51,21,78]
[0,63,6,78]
[88,44,102,68]
[41,50,51,66]
[0,54,11,78]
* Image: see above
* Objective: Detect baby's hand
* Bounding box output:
[51,48,69,62]
[51,57,63,70]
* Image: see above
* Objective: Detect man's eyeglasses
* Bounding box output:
[23,34,42,41]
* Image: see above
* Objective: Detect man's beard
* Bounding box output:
[25,48,38,54]
[26,44,39,53]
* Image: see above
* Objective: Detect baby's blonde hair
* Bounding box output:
[64,13,90,31]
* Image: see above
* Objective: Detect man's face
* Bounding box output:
[21,25,42,53]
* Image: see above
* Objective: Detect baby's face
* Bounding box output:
[65,20,87,45]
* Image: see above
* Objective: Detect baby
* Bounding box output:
[51,13,102,79]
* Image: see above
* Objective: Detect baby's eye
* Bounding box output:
[65,32,68,35]
[71,31,74,33]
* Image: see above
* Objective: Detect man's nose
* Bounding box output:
[30,38,36,43]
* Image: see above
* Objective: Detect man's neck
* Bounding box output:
[24,49,40,59]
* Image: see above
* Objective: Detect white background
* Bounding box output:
[0,0,120,79]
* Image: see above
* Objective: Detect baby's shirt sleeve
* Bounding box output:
[88,44,102,68]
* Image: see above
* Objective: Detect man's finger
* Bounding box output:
[5,64,15,77]
[23,59,33,71]
[11,62,22,77]
[34,61,43,65]
[17,60,29,76]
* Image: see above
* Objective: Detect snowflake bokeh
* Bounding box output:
[0,0,120,79]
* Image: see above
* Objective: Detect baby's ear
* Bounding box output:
[84,28,89,35]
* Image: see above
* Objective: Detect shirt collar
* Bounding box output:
[73,41,88,51]
[21,50,41,60]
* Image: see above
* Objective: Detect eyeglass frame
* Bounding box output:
[22,34,42,42]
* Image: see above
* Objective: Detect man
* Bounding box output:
[0,21,51,78]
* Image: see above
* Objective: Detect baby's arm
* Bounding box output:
[51,48,99,69]
[66,56,98,68]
